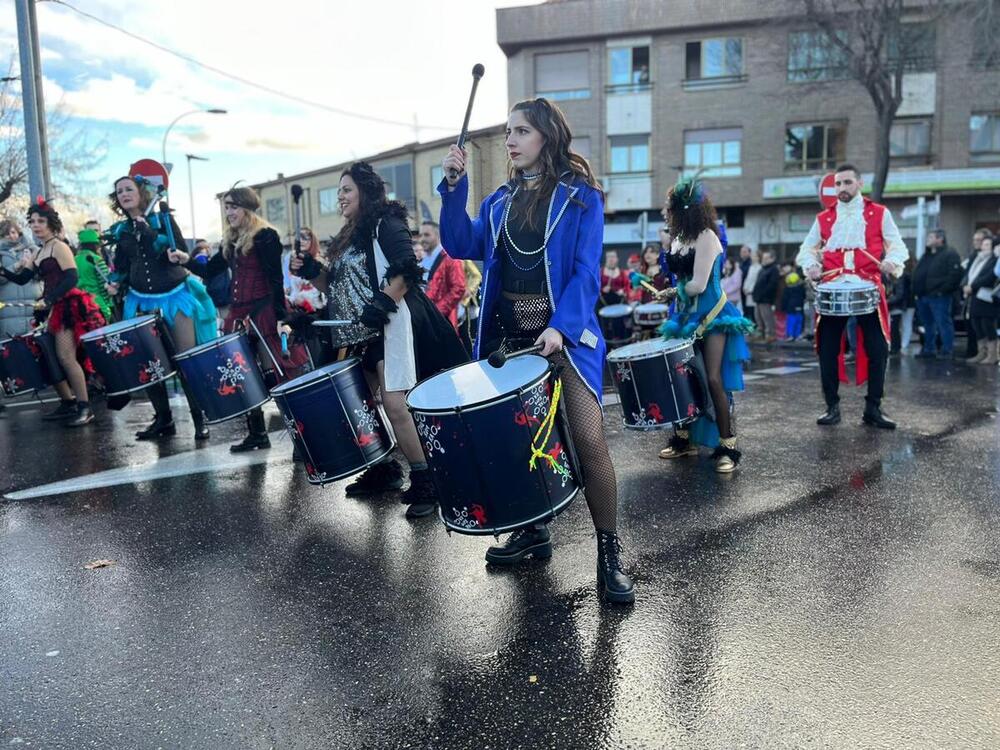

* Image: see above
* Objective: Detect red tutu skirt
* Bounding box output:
[46,288,107,374]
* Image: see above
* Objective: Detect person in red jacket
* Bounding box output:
[419,220,466,329]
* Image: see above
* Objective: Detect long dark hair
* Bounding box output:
[665,175,719,244]
[329,161,409,257]
[506,98,602,230]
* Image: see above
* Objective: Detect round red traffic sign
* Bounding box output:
[129,159,170,190]
[819,173,837,209]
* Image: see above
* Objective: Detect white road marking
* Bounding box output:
[752,366,809,376]
[4,431,292,501]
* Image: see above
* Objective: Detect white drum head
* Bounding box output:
[607,337,691,362]
[819,274,876,291]
[407,355,549,411]
[599,304,633,318]
[635,303,669,315]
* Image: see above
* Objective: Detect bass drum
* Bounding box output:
[174,332,270,424]
[271,358,395,485]
[406,355,580,536]
[607,337,703,429]
[80,315,174,396]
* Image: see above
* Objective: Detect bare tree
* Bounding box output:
[793,0,950,201]
[0,57,107,209]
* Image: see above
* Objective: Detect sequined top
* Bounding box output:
[326,244,376,347]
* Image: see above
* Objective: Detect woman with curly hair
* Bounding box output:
[439,97,634,604]
[290,162,467,517]
[106,175,217,441]
[190,185,310,453]
[657,176,753,472]
[0,199,105,426]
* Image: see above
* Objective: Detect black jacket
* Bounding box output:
[752,263,779,305]
[912,246,963,298]
[887,271,913,311]
[780,283,805,314]
[112,214,188,294]
[964,254,1000,318]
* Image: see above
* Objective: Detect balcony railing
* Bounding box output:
[682,74,748,91]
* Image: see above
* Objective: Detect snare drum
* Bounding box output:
[80,315,174,396]
[271,358,395,485]
[607,338,702,430]
[598,303,634,343]
[406,355,579,536]
[174,333,269,424]
[0,331,63,396]
[815,275,880,316]
[633,303,670,330]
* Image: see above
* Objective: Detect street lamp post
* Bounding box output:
[186,154,209,243]
[161,108,226,173]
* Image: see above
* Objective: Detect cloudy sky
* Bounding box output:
[1,0,537,239]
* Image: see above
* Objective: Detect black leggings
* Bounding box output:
[698,332,733,440]
[971,316,998,342]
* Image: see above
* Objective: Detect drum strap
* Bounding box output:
[693,293,728,338]
[528,377,571,479]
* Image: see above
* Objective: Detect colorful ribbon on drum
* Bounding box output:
[528,377,571,479]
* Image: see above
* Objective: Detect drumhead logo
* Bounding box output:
[449,504,488,529]
[99,333,134,358]
[138,358,166,384]
[413,412,445,455]
[614,361,632,383]
[3,376,24,394]
[216,352,251,396]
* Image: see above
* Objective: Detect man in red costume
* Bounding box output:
[796,164,909,430]
[419,220,466,329]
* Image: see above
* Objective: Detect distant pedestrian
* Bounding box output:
[742,247,761,331]
[752,249,779,342]
[781,271,805,340]
[913,228,963,359]
[962,231,1000,365]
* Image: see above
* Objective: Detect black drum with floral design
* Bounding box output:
[80,314,174,396]
[0,331,63,396]
[606,337,703,430]
[173,332,270,424]
[405,355,580,536]
[270,358,395,485]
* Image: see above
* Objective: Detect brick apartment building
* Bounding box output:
[497,0,1000,258]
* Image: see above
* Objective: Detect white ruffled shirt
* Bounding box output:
[796,194,908,277]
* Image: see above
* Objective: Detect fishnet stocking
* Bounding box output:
[551,351,618,533]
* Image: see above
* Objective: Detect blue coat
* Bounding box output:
[438,174,606,403]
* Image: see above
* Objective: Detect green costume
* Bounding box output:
[75,229,115,322]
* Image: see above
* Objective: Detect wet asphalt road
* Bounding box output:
[1,344,998,749]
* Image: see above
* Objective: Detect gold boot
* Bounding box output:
[659,430,698,459]
[713,436,740,473]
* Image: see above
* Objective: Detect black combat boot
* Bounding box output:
[596,530,635,604]
[230,408,270,453]
[485,524,552,565]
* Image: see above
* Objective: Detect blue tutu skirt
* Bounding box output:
[124,276,219,346]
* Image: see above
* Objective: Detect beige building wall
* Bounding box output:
[225,125,510,248]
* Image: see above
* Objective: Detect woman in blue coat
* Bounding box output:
[439,97,633,604]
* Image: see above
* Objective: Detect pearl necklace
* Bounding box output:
[521,171,541,181]
[501,186,546,271]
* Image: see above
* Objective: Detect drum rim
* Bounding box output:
[598,304,633,317]
[305,443,396,485]
[269,357,360,396]
[103,371,177,397]
[439,487,578,535]
[80,314,160,341]
[607,337,694,362]
[634,303,670,312]
[203,395,272,425]
[620,413,698,431]
[405,355,552,414]
[173,332,245,361]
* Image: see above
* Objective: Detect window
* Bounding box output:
[784,122,846,171]
[887,22,936,72]
[890,119,932,164]
[430,165,444,192]
[970,113,1000,160]
[608,45,650,92]
[535,50,590,100]
[609,135,650,173]
[684,128,742,177]
[685,38,744,80]
[265,197,285,223]
[972,11,1000,69]
[788,30,849,81]
[376,162,414,210]
[318,187,338,215]
[572,136,591,159]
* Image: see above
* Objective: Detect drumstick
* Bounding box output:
[311,320,353,326]
[280,332,289,360]
[448,64,485,181]
[487,343,544,368]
